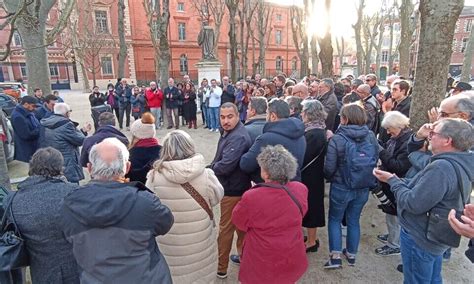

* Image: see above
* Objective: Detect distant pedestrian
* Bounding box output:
[145,81,164,129]
[164,78,181,129]
[182,82,197,129]
[115,78,132,130]
[131,86,146,120]
[89,86,106,107]
[106,83,120,121]
[207,79,222,132]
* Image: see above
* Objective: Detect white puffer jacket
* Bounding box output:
[146,154,224,284]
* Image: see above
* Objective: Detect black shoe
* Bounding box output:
[397,264,403,273]
[216,272,228,279]
[167,126,173,129]
[306,239,320,253]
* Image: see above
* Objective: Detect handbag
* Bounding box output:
[180,182,215,227]
[425,159,467,248]
[255,183,304,216]
[0,191,29,271]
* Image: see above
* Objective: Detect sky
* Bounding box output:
[272,0,474,38]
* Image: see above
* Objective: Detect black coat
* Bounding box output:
[126,144,161,184]
[164,86,181,109]
[80,125,129,167]
[89,92,106,107]
[11,105,40,162]
[302,128,327,228]
[182,91,197,121]
[220,84,235,105]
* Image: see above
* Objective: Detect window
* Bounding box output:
[461,38,468,53]
[177,2,184,11]
[13,32,22,47]
[452,39,457,52]
[466,19,472,32]
[179,54,188,74]
[276,56,283,72]
[455,21,460,32]
[178,23,186,41]
[394,23,400,31]
[49,64,59,77]
[275,30,282,45]
[291,57,297,71]
[20,63,27,77]
[95,10,109,34]
[383,36,390,47]
[101,57,113,75]
[382,51,389,63]
[276,14,282,21]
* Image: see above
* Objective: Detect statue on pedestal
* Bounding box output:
[197,22,216,60]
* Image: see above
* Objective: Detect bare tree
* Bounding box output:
[461,24,474,81]
[2,0,76,95]
[387,5,400,75]
[190,0,226,60]
[398,0,415,78]
[238,0,258,78]
[335,36,345,76]
[361,14,382,74]
[226,0,239,81]
[409,0,463,130]
[290,3,309,78]
[255,0,273,77]
[318,0,333,78]
[117,0,127,79]
[353,0,365,75]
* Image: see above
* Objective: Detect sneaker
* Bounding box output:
[323,256,342,269]
[230,254,240,265]
[209,128,213,132]
[342,249,356,266]
[396,264,403,273]
[377,234,389,243]
[375,245,401,256]
[216,272,228,279]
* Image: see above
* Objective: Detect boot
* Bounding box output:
[188,121,192,129]
[193,120,197,129]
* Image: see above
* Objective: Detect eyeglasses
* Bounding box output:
[438,111,461,118]
[428,131,446,139]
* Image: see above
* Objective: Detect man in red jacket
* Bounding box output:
[145,81,164,130]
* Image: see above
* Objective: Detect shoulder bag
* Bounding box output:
[256,183,304,216]
[180,182,215,227]
[426,159,467,248]
[301,143,327,172]
[0,191,29,271]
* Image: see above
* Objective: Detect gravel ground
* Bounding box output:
[8,91,473,283]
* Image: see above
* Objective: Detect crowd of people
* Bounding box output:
[1,71,474,284]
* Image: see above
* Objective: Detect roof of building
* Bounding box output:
[461,6,474,16]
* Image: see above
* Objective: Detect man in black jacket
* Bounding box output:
[220,76,235,105]
[210,103,252,279]
[61,138,173,284]
[164,77,181,129]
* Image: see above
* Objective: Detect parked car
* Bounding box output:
[0,108,14,163]
[0,82,27,101]
[0,93,18,117]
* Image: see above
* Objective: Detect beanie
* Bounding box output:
[130,112,156,139]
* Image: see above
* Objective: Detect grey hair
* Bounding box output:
[28,147,64,177]
[454,95,474,119]
[89,137,130,180]
[438,118,474,151]
[257,145,297,184]
[285,96,303,114]
[351,79,364,87]
[53,103,71,115]
[98,112,116,127]
[249,96,268,115]
[153,130,196,171]
[268,99,290,119]
[381,111,410,129]
[321,78,334,93]
[302,100,328,123]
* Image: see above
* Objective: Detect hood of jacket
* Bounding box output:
[61,181,139,227]
[263,117,304,139]
[431,151,474,182]
[41,114,70,129]
[336,124,371,142]
[158,154,206,184]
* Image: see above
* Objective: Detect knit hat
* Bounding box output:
[130,112,156,139]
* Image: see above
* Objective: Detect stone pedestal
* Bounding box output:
[195,60,222,84]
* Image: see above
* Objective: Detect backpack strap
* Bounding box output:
[254,183,303,216]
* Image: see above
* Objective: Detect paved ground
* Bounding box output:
[8,91,473,283]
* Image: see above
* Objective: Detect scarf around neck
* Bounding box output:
[304,120,326,132]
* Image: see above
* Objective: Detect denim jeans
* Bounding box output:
[400,229,443,284]
[386,214,400,249]
[202,104,209,127]
[328,183,369,255]
[149,107,162,129]
[208,107,220,130]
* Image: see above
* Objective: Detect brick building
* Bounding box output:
[450,6,474,78]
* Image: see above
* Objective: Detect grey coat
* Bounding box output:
[40,114,86,183]
[317,91,338,131]
[4,176,80,284]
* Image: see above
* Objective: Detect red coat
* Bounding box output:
[232,181,309,284]
[145,88,163,108]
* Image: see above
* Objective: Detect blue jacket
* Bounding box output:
[60,181,174,284]
[240,118,306,183]
[40,115,86,183]
[35,104,53,121]
[115,84,132,106]
[244,116,266,143]
[211,122,252,196]
[80,125,129,167]
[388,151,474,255]
[324,125,378,186]
[11,105,40,162]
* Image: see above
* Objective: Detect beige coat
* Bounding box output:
[146,154,224,284]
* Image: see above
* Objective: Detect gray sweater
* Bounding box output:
[388,151,474,255]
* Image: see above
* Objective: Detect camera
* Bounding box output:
[371,185,397,215]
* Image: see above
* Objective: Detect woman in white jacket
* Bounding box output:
[146,130,224,283]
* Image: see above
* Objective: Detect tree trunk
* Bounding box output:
[375,20,384,79]
[118,0,127,79]
[226,0,239,82]
[461,25,474,81]
[310,35,319,75]
[388,16,395,75]
[336,37,345,75]
[398,0,414,78]
[409,0,463,131]
[0,139,11,191]
[318,0,333,78]
[353,0,365,76]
